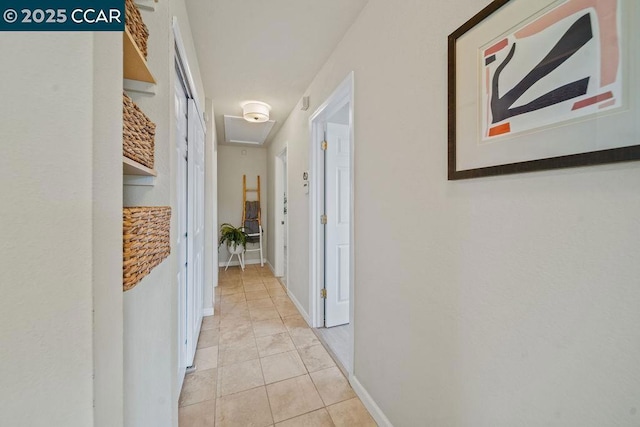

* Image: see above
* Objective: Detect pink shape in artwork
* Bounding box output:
[514,0,619,87]
[484,38,508,57]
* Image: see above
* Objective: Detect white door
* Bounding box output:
[324,123,350,327]
[175,69,189,375]
[187,100,205,362]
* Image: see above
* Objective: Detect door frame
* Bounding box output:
[174,17,206,392]
[274,147,288,279]
[308,72,355,372]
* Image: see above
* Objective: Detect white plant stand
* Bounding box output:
[225,243,245,271]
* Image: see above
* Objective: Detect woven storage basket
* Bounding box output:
[123,207,171,291]
[123,92,156,169]
[125,0,149,58]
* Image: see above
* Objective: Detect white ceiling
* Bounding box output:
[185,0,369,146]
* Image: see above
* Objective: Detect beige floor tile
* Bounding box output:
[282,315,309,332]
[253,318,287,338]
[216,386,273,427]
[255,333,296,357]
[275,408,335,427]
[263,279,283,289]
[327,398,377,427]
[271,296,292,306]
[197,329,220,349]
[219,311,251,324]
[290,328,321,349]
[178,399,216,427]
[298,344,336,373]
[221,292,246,303]
[220,313,250,324]
[266,375,324,423]
[242,277,263,286]
[246,290,271,301]
[250,306,281,321]
[310,367,355,406]
[219,324,254,346]
[220,320,251,332]
[220,298,249,309]
[200,315,219,331]
[247,298,276,310]
[267,287,287,298]
[220,315,252,329]
[219,340,259,366]
[179,368,217,407]
[244,283,267,292]
[260,350,307,384]
[218,359,264,396]
[220,287,244,297]
[276,304,299,318]
[194,345,219,371]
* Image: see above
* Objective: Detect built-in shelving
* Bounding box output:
[123,156,157,186]
[134,0,156,12]
[123,29,156,84]
[123,156,156,176]
[123,3,156,187]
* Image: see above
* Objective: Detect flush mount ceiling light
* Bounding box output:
[242,101,271,123]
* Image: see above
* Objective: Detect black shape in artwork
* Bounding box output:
[490,13,593,124]
[485,55,496,66]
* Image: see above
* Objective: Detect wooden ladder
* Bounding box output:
[242,175,261,226]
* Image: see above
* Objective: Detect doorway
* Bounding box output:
[309,73,355,374]
[274,147,288,285]
[175,51,206,390]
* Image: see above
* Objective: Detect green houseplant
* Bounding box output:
[218,223,247,254]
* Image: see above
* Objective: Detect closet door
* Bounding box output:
[186,100,205,364]
[175,67,189,379]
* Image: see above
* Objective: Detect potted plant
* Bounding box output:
[218,223,247,255]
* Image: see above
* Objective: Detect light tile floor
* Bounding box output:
[179,265,377,427]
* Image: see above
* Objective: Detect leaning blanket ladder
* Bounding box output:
[242,175,264,267]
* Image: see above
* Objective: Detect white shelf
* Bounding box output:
[123,156,157,187]
[124,79,156,95]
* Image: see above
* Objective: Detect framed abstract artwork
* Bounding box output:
[448,0,640,180]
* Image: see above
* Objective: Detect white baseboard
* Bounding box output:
[202,307,214,316]
[287,289,311,326]
[218,258,265,268]
[266,260,276,275]
[350,375,393,427]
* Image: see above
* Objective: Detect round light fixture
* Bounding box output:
[242,101,271,123]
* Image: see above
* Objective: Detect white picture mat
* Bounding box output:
[455,0,638,172]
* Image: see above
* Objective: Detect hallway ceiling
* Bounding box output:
[186,0,369,146]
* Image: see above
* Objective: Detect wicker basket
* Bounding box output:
[125,0,149,59]
[123,207,171,291]
[123,92,156,169]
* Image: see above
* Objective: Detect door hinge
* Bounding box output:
[321,140,328,150]
[320,214,327,224]
[321,288,327,299]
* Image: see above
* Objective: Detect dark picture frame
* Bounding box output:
[447,0,640,180]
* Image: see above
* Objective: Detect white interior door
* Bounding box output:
[187,100,205,363]
[324,122,350,327]
[175,69,189,376]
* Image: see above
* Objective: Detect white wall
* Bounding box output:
[267,104,310,306]
[0,33,123,427]
[268,0,640,425]
[205,97,218,311]
[217,145,268,265]
[92,33,126,427]
[123,1,208,426]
